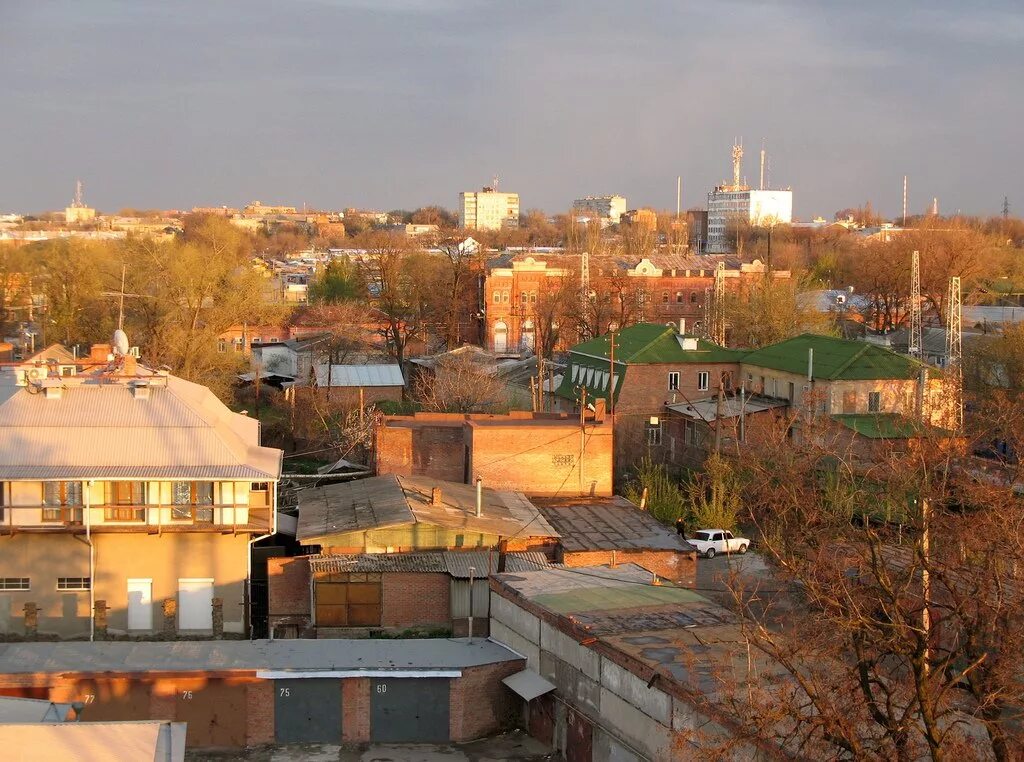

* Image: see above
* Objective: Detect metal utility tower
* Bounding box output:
[909,250,922,358]
[1003,196,1011,219]
[711,262,726,345]
[759,142,766,191]
[702,287,712,339]
[578,250,591,340]
[946,276,963,430]
[732,141,744,189]
[73,179,84,208]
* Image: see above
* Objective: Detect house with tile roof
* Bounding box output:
[0,343,282,638]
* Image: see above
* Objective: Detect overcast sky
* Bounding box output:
[2,0,1022,219]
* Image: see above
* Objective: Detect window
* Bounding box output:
[868,391,881,413]
[661,291,669,304]
[172,482,214,522]
[42,482,83,522]
[0,578,29,591]
[493,291,501,303]
[520,291,528,305]
[668,372,680,391]
[502,291,509,303]
[675,291,683,303]
[105,482,146,522]
[217,339,226,353]
[57,577,90,591]
[647,424,662,446]
[530,291,537,303]
[788,382,795,401]
[693,531,712,542]
[697,371,710,391]
[690,291,698,304]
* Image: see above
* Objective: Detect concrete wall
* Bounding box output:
[489,589,754,762]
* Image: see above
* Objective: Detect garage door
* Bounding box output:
[370,678,450,743]
[174,678,248,748]
[275,679,342,744]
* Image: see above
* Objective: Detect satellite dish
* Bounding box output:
[112,329,130,357]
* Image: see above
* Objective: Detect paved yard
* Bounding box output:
[186,730,558,762]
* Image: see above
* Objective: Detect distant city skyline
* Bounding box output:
[1,0,1021,219]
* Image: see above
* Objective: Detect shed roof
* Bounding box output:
[830,413,936,439]
[296,474,559,543]
[0,638,520,674]
[534,495,694,553]
[665,396,788,422]
[309,550,550,577]
[314,364,404,388]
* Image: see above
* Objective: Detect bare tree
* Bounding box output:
[412,353,508,413]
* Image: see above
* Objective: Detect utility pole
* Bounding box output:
[712,263,726,346]
[579,386,587,496]
[921,497,932,677]
[903,175,908,227]
[608,330,616,418]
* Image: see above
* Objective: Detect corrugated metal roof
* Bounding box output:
[310,552,447,574]
[314,364,404,387]
[0,638,520,673]
[502,669,556,701]
[443,551,550,578]
[0,722,173,761]
[0,374,281,480]
[296,474,559,543]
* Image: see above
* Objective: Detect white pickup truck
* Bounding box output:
[690,529,749,559]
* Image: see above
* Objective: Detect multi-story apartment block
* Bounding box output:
[458,187,519,231]
[706,189,793,252]
[0,344,282,638]
[571,195,627,225]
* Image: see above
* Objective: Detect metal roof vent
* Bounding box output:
[678,336,699,351]
[130,381,151,400]
[40,379,64,400]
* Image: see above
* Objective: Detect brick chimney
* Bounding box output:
[122,354,138,376]
[89,343,112,364]
[431,487,442,505]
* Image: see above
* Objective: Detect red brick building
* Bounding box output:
[482,251,788,354]
[376,411,614,497]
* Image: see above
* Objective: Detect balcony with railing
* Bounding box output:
[1,503,271,533]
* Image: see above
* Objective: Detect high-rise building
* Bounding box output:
[572,195,627,225]
[458,187,520,231]
[705,144,792,252]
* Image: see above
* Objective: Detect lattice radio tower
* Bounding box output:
[711,262,726,345]
[702,287,712,339]
[909,250,922,358]
[946,276,963,430]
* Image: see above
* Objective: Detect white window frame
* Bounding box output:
[668,372,680,391]
[57,577,91,591]
[697,371,710,392]
[0,578,30,591]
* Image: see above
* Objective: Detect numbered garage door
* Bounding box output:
[275,679,342,744]
[370,678,450,743]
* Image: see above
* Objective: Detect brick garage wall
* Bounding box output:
[376,419,466,481]
[342,677,370,742]
[267,556,311,632]
[245,680,275,745]
[449,659,525,742]
[382,573,450,628]
[562,549,697,588]
[468,421,613,497]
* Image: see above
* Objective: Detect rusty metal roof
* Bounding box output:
[309,552,447,574]
[534,496,691,552]
[296,474,559,543]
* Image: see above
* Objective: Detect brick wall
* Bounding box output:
[267,556,311,632]
[246,681,275,745]
[382,573,450,628]
[342,677,370,742]
[376,420,467,481]
[562,549,697,588]
[449,659,525,741]
[468,420,613,496]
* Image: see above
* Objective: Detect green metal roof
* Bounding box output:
[831,414,931,439]
[740,333,925,381]
[569,323,742,365]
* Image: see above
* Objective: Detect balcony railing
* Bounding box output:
[41,506,84,525]
[2,504,269,531]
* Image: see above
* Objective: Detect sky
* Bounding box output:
[2,0,1022,220]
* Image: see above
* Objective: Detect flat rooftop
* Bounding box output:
[0,638,520,676]
[534,496,694,553]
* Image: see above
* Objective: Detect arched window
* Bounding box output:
[689,291,698,304]
[675,291,684,303]
[661,291,669,303]
[493,321,509,353]
[521,320,535,351]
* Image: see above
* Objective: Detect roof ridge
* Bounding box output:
[828,340,871,380]
[626,323,676,362]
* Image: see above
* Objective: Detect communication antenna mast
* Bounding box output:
[711,262,726,345]
[702,287,712,339]
[732,140,744,190]
[946,276,963,431]
[579,250,591,339]
[1002,196,1010,219]
[909,251,922,358]
[676,176,681,219]
[931,197,939,216]
[491,174,499,190]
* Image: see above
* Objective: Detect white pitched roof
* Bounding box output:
[313,364,404,388]
[0,373,282,481]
